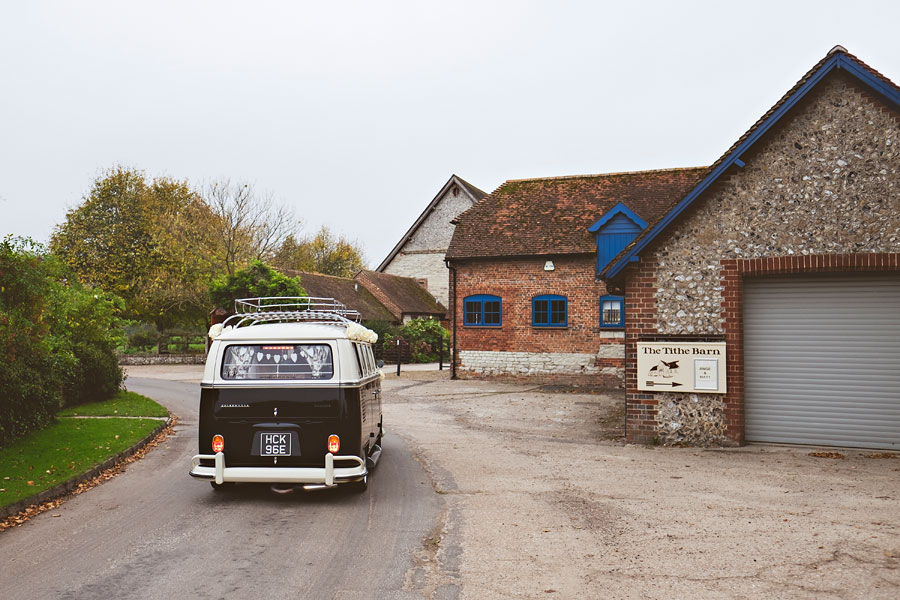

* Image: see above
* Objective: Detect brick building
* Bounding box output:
[377,174,486,307]
[599,47,900,448]
[445,169,705,386]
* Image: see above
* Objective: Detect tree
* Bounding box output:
[1,237,124,446]
[50,167,154,302]
[203,180,299,276]
[50,167,219,330]
[209,260,306,311]
[271,226,366,278]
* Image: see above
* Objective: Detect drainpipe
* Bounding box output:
[446,259,458,379]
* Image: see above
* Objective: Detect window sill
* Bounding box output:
[463,325,503,329]
[532,325,569,329]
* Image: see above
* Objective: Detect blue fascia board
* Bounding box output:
[605,52,900,280]
[588,202,648,233]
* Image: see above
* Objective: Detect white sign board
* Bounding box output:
[637,341,727,394]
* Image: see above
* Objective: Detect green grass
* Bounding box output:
[0,392,166,509]
[58,391,169,418]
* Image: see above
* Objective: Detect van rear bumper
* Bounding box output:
[190,452,366,486]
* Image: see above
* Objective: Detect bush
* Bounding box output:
[125,322,159,351]
[0,238,67,446]
[0,237,124,447]
[388,318,449,363]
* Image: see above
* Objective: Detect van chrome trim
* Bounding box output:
[190,452,366,487]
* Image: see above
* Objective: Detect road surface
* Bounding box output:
[0,377,443,600]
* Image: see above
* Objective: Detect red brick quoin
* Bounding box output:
[625,252,900,444]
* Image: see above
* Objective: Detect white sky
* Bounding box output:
[3,1,900,266]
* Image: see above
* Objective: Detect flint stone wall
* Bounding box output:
[118,354,206,365]
[383,251,451,307]
[644,72,900,445]
[382,183,477,306]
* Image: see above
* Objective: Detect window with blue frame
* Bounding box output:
[532,294,567,327]
[463,294,501,326]
[600,295,624,328]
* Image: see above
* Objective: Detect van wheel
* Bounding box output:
[210,481,234,491]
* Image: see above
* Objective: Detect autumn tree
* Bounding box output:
[203,180,299,276]
[271,226,366,278]
[51,167,219,330]
[209,260,306,310]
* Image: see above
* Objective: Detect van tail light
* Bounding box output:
[327,434,340,454]
[212,434,225,453]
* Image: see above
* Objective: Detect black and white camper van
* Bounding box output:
[189,297,383,493]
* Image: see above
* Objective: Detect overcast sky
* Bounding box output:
[3,1,900,267]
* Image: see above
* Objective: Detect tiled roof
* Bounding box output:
[287,271,396,322]
[601,46,900,280]
[446,167,707,260]
[355,270,447,318]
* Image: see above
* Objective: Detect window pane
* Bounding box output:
[222,344,334,380]
[550,299,566,324]
[602,300,621,325]
[484,300,501,325]
[534,299,548,324]
[465,301,482,324]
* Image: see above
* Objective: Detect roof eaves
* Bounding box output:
[587,202,648,233]
[376,174,484,272]
[603,49,900,280]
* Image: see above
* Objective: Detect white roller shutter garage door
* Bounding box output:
[744,273,900,449]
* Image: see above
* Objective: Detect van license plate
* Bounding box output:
[260,432,291,456]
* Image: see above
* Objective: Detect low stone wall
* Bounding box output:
[458,349,623,386]
[654,392,730,446]
[118,354,206,366]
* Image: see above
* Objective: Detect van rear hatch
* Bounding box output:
[207,387,343,420]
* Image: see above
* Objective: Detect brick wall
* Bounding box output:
[450,255,624,386]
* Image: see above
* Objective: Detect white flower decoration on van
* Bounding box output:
[346,322,378,343]
[208,323,233,339]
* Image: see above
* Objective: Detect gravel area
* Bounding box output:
[384,376,900,600]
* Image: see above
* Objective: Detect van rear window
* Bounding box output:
[222,344,334,380]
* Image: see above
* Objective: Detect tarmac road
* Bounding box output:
[0,377,443,600]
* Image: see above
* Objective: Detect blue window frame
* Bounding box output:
[600,295,624,328]
[463,294,501,326]
[532,294,567,327]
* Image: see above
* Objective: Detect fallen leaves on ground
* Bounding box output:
[809,451,845,459]
[864,452,899,459]
[0,416,176,533]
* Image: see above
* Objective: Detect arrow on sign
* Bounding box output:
[645,381,683,388]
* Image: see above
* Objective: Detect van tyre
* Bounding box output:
[210,481,234,491]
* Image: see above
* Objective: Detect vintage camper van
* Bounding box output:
[189,297,383,493]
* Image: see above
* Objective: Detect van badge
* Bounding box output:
[274,407,278,416]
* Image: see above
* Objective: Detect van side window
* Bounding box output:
[352,342,367,377]
[365,345,376,373]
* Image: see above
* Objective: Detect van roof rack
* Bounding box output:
[223,297,362,329]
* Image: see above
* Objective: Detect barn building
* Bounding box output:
[600,46,900,448]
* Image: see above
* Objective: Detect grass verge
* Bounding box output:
[0,391,166,509]
[58,391,169,418]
